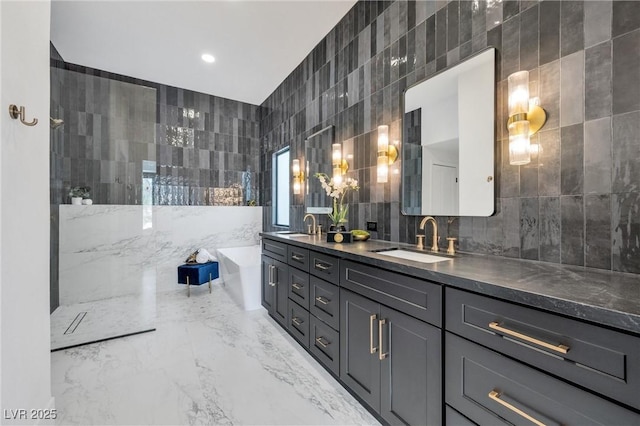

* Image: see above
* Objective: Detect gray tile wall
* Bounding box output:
[260,0,640,274]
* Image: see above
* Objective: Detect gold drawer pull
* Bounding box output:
[314,262,330,271]
[292,317,303,326]
[315,296,329,305]
[488,322,569,354]
[315,336,329,348]
[291,283,303,290]
[369,314,377,354]
[488,390,546,426]
[291,254,304,261]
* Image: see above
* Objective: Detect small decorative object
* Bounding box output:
[82,199,93,205]
[327,230,353,243]
[69,186,90,205]
[351,230,371,242]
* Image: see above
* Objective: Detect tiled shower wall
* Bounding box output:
[260,0,640,274]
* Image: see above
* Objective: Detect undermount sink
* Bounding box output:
[373,248,452,264]
[275,231,310,237]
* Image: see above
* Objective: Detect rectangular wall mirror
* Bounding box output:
[304,125,334,214]
[402,47,495,217]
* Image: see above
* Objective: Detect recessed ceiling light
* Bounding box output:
[201,53,215,63]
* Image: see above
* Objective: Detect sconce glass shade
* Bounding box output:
[377,125,390,183]
[377,154,389,183]
[332,165,343,185]
[508,71,529,116]
[292,159,301,195]
[508,120,531,165]
[377,125,389,152]
[332,143,342,166]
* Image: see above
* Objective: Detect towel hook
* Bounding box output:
[8,104,38,126]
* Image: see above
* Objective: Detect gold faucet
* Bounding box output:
[303,214,316,235]
[419,216,439,252]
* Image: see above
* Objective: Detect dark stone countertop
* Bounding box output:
[261,232,640,336]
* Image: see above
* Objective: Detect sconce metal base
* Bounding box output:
[387,145,398,165]
[507,105,547,136]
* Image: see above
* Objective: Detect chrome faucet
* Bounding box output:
[303,214,316,235]
[419,216,439,252]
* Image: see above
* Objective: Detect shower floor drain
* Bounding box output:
[64,312,87,335]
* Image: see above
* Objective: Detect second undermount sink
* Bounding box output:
[373,248,452,264]
[275,231,310,237]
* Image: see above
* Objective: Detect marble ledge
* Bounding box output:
[261,232,640,336]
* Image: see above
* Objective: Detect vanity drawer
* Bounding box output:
[446,333,640,425]
[287,299,309,348]
[446,287,640,410]
[340,260,442,327]
[287,246,309,272]
[309,251,340,285]
[310,276,339,330]
[288,268,310,310]
[262,239,287,263]
[309,314,339,376]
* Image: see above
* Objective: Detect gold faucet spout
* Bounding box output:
[303,214,316,235]
[419,216,439,252]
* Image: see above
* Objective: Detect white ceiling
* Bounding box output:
[51,0,357,106]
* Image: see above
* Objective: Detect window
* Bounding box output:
[273,147,290,227]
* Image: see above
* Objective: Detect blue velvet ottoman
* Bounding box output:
[177,262,219,297]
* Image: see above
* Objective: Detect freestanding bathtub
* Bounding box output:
[216,245,262,311]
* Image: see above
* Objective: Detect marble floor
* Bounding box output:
[51,284,379,425]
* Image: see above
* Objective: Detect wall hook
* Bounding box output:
[8,104,38,126]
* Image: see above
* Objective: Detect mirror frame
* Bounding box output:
[401,47,496,217]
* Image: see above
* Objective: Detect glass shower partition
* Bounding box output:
[50,67,157,350]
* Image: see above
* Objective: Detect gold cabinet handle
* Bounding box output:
[488,390,546,426]
[315,336,329,348]
[315,296,329,305]
[369,314,377,354]
[291,254,304,261]
[488,322,569,354]
[378,319,388,360]
[314,262,330,271]
[268,265,273,286]
[292,317,303,326]
[291,283,303,290]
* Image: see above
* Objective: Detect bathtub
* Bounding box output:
[216,245,262,311]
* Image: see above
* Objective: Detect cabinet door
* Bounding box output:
[273,259,289,327]
[380,306,442,426]
[340,289,381,411]
[261,255,274,313]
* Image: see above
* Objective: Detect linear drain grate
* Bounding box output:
[64,312,87,335]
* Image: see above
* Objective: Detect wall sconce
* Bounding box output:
[507,70,547,165]
[292,159,303,195]
[332,143,349,184]
[376,125,398,183]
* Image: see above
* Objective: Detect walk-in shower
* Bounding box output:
[50,66,157,350]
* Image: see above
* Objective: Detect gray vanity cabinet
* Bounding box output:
[261,243,289,328]
[340,289,442,426]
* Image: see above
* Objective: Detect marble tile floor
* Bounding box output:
[51,293,156,351]
[51,284,379,425]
